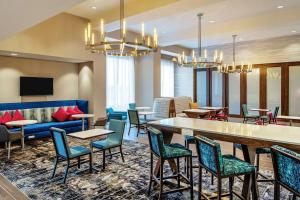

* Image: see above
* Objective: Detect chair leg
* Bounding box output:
[102,150,106,170]
[120,146,125,162]
[211,174,214,185]
[108,148,112,159]
[77,157,81,169]
[189,156,194,200]
[186,142,190,178]
[176,157,180,188]
[274,181,280,200]
[51,157,58,178]
[198,166,202,200]
[127,125,131,135]
[184,140,187,175]
[159,159,164,200]
[148,152,153,196]
[256,154,260,178]
[217,177,222,200]
[233,145,236,156]
[229,177,234,200]
[89,153,92,173]
[7,141,11,160]
[137,126,140,137]
[63,160,70,184]
[251,171,258,200]
[292,194,296,200]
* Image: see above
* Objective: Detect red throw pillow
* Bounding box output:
[66,107,77,120]
[12,109,25,121]
[73,106,84,114]
[52,107,70,122]
[2,112,12,124]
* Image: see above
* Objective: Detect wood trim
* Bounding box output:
[281,64,289,115]
[193,69,197,102]
[259,66,267,109]
[240,72,247,115]
[222,73,229,107]
[206,68,211,106]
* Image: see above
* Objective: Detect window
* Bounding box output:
[106,56,135,110]
[160,59,174,97]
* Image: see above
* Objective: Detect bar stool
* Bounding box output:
[147,127,194,200]
[271,145,300,200]
[196,136,257,200]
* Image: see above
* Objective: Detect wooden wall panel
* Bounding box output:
[281,65,289,115]
[259,66,267,109]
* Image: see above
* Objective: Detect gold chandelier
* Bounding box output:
[218,35,252,73]
[173,13,223,68]
[84,0,158,56]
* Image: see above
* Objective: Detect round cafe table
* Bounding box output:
[5,120,38,149]
[72,114,95,131]
[139,111,155,121]
[135,107,151,111]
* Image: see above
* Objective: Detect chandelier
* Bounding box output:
[84,0,158,56]
[173,13,223,68]
[218,35,252,73]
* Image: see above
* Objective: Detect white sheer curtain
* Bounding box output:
[106,55,135,110]
[161,59,174,97]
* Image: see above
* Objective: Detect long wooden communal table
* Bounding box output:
[148,117,300,200]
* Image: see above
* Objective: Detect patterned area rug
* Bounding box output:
[0,139,293,199]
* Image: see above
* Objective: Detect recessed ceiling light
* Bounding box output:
[91,6,97,9]
[292,30,297,33]
[209,20,216,23]
[10,53,18,56]
[277,5,284,9]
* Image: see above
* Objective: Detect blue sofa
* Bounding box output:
[0,100,88,140]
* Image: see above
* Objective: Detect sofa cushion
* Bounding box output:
[52,107,70,122]
[73,106,84,114]
[24,120,83,134]
[2,111,13,124]
[12,109,25,121]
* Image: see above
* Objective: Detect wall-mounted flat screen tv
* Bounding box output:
[20,77,53,96]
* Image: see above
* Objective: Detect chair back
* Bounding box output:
[147,127,165,157]
[107,119,126,145]
[128,109,140,125]
[195,136,223,174]
[108,113,123,122]
[106,107,114,114]
[128,103,136,109]
[241,104,248,116]
[0,125,9,142]
[50,127,71,158]
[271,145,300,194]
[273,106,280,119]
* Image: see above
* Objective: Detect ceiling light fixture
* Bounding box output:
[277,5,284,9]
[292,30,297,33]
[209,20,216,23]
[84,0,158,57]
[173,13,223,68]
[10,53,18,56]
[218,35,252,74]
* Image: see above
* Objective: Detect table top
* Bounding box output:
[183,109,210,114]
[277,115,300,120]
[6,120,38,126]
[136,106,151,110]
[199,106,223,111]
[149,117,300,151]
[72,114,95,118]
[249,108,271,112]
[139,111,155,115]
[68,128,114,139]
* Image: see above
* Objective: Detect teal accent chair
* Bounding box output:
[91,119,126,170]
[128,109,147,137]
[106,107,127,122]
[195,136,256,200]
[50,127,92,184]
[271,145,300,200]
[233,143,273,182]
[242,104,259,123]
[0,125,22,159]
[128,103,136,109]
[147,127,194,200]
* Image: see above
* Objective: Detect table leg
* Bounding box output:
[290,120,292,126]
[241,145,258,200]
[82,118,85,131]
[154,130,177,177]
[21,126,25,149]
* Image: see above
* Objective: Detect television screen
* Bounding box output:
[20,77,53,96]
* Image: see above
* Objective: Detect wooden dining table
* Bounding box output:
[182,109,210,118]
[148,117,300,200]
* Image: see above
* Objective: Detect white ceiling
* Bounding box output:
[0,0,84,41]
[66,0,300,49]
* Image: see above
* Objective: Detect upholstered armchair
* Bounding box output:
[241,104,259,123]
[106,107,127,122]
[0,125,22,159]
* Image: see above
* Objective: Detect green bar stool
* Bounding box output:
[195,136,257,200]
[147,127,194,200]
[271,145,300,200]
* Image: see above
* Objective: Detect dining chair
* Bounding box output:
[50,127,92,184]
[195,136,257,200]
[127,109,147,137]
[91,119,126,170]
[0,125,22,159]
[147,127,193,200]
[128,103,136,109]
[215,107,229,121]
[106,107,127,122]
[271,145,300,200]
[241,104,259,123]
